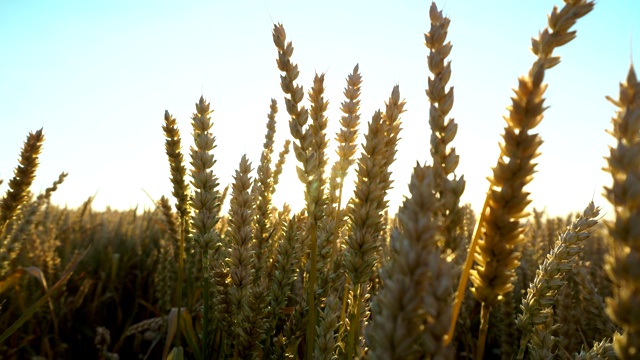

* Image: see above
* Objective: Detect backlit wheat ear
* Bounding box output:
[516,202,600,359]
[366,164,453,359]
[325,64,362,273]
[332,64,362,199]
[315,65,363,333]
[189,96,221,252]
[315,291,341,359]
[308,73,329,197]
[163,110,194,314]
[604,64,640,360]
[574,338,617,360]
[156,196,180,311]
[344,86,404,358]
[572,264,618,342]
[163,110,190,233]
[254,99,279,274]
[0,172,66,278]
[455,1,594,357]
[226,155,258,357]
[157,195,179,244]
[425,2,466,254]
[188,95,221,358]
[273,23,326,357]
[272,139,290,188]
[265,216,302,347]
[0,129,45,232]
[332,64,362,208]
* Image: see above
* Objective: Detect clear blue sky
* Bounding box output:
[1,0,638,218]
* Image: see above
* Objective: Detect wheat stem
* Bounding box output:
[445,192,490,345]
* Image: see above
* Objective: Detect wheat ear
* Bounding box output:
[330,64,362,228]
[163,110,195,319]
[0,129,45,232]
[344,86,404,358]
[425,2,466,254]
[0,172,66,278]
[516,202,600,358]
[226,155,255,354]
[366,164,452,359]
[272,139,291,189]
[189,96,221,358]
[273,23,331,358]
[574,338,617,360]
[254,99,278,273]
[604,64,640,360]
[444,1,595,356]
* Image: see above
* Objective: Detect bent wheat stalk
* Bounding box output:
[445,1,595,356]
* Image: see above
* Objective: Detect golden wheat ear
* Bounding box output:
[188,95,222,358]
[425,2,466,257]
[366,164,453,359]
[441,1,595,356]
[604,64,640,360]
[0,172,66,279]
[516,202,600,359]
[0,129,45,232]
[254,99,278,274]
[344,85,405,358]
[163,111,190,228]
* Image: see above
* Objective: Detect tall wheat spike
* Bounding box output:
[366,164,453,359]
[189,96,222,358]
[163,110,194,312]
[344,85,404,358]
[273,23,332,358]
[0,129,45,232]
[226,155,257,356]
[425,2,466,255]
[254,99,279,274]
[604,64,640,360]
[454,1,594,357]
[516,202,600,358]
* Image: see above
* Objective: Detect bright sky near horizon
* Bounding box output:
[1,0,638,218]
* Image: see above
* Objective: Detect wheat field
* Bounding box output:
[1,1,639,359]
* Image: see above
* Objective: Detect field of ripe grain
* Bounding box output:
[1,1,639,359]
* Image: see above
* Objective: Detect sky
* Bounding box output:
[0,0,638,219]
